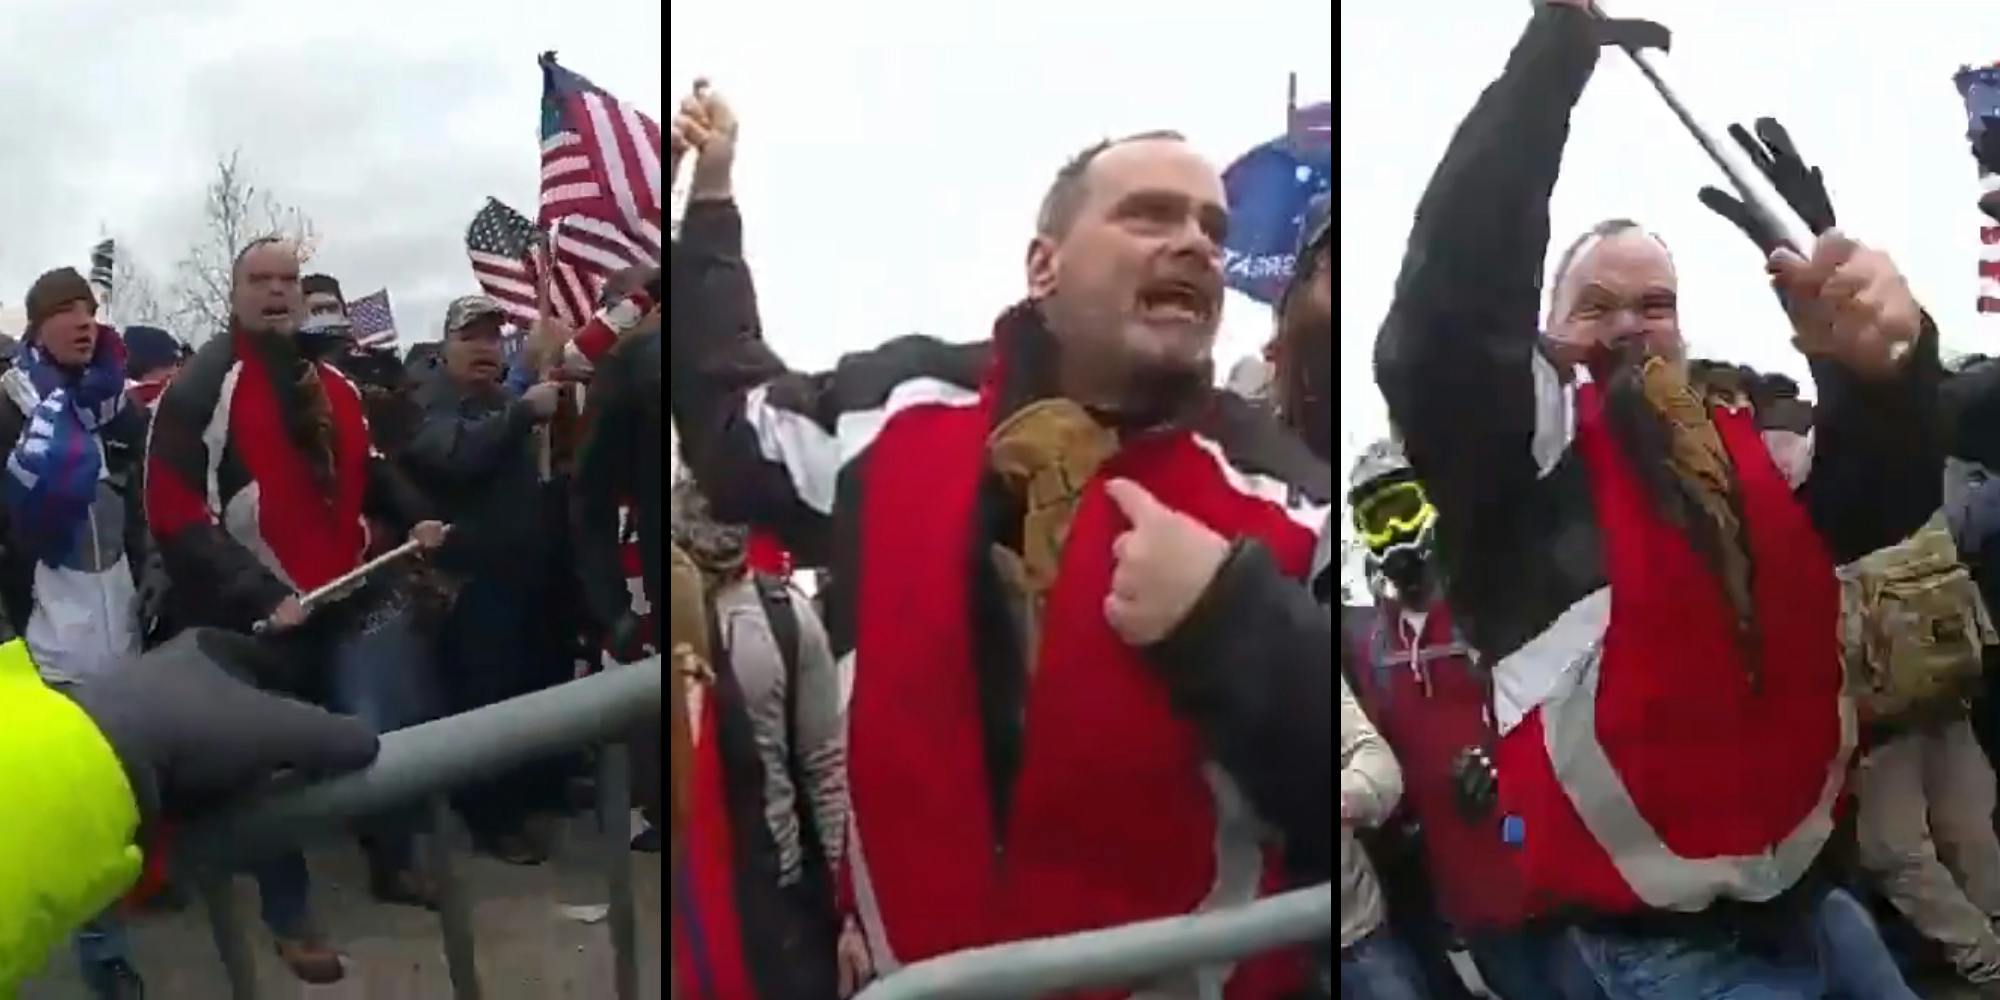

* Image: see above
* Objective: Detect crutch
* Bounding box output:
[252,535,435,635]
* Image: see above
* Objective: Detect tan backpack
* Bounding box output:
[1839,512,1997,723]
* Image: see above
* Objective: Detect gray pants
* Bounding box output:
[1858,717,2000,983]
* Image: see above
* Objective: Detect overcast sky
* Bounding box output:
[668,0,1332,379]
[0,0,662,345]
[1341,2,2000,472]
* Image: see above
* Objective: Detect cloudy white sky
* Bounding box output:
[1342,2,2000,471]
[0,0,662,345]
[669,0,1332,378]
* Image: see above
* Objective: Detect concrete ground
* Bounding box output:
[19,812,663,1000]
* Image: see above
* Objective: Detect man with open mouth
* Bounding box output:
[669,82,1331,998]
[1374,2,1943,997]
[144,237,449,984]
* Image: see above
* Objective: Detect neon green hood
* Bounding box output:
[0,640,141,991]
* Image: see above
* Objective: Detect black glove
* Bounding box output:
[1698,118,1837,258]
[1450,745,1499,821]
[63,628,380,823]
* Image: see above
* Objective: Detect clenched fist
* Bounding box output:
[1103,478,1230,646]
[1768,229,1921,381]
[673,80,738,202]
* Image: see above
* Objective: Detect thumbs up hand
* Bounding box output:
[1104,478,1231,646]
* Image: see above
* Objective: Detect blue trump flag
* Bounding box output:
[1222,100,1331,307]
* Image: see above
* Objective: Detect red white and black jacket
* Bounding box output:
[672,199,1332,997]
[145,327,431,633]
[1374,5,1943,922]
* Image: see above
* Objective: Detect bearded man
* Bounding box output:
[1373,2,1942,996]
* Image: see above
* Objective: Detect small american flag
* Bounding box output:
[348,289,397,348]
[89,239,115,304]
[468,197,589,327]
[1958,62,2000,316]
[539,53,660,268]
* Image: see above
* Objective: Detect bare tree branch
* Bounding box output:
[168,149,318,344]
[105,245,167,330]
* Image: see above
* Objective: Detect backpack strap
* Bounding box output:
[751,573,831,876]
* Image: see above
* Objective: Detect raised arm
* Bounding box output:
[1373,3,1600,529]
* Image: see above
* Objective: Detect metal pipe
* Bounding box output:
[177,656,662,869]
[1565,0,1817,255]
[599,743,640,1000]
[252,538,426,635]
[198,871,259,1000]
[853,884,1332,1000]
[430,795,484,1000]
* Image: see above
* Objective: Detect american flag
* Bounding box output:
[89,238,115,305]
[348,289,398,348]
[539,52,660,271]
[467,197,595,328]
[1958,62,2000,316]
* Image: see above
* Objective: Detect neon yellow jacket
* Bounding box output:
[0,638,142,992]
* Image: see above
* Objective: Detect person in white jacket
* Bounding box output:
[1342,670,1429,999]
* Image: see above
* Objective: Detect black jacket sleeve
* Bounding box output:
[1801,319,1946,563]
[669,199,836,566]
[1373,5,1599,542]
[1939,357,2000,469]
[1144,539,1333,883]
[573,336,640,633]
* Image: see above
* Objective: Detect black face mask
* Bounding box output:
[1377,546,1431,606]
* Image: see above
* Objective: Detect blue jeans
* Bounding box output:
[1467,925,1606,1000]
[1342,927,1432,1000]
[253,852,312,940]
[1569,887,1918,1000]
[73,911,129,968]
[252,607,439,933]
[324,608,437,873]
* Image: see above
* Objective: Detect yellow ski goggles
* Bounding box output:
[1352,478,1436,552]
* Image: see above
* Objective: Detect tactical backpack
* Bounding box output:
[1839,512,1998,723]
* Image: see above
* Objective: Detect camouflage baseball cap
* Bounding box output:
[443,296,507,336]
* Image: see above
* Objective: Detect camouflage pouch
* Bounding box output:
[1840,512,1997,722]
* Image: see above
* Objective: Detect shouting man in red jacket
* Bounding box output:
[670,85,1330,999]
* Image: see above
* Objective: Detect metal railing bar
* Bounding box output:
[598,743,640,1000]
[853,883,1332,1000]
[430,795,483,1000]
[197,870,259,1000]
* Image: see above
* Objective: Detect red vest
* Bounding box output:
[1495,385,1850,916]
[844,388,1319,997]
[1351,603,1534,931]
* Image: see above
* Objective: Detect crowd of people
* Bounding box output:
[1342,2,2000,1000]
[0,221,666,993]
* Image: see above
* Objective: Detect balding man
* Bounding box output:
[144,238,448,983]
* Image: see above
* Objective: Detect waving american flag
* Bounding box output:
[347,289,398,348]
[467,197,595,328]
[539,52,659,282]
[1961,62,2000,317]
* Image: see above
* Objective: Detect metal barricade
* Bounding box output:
[853,883,1332,1000]
[178,656,661,1000]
